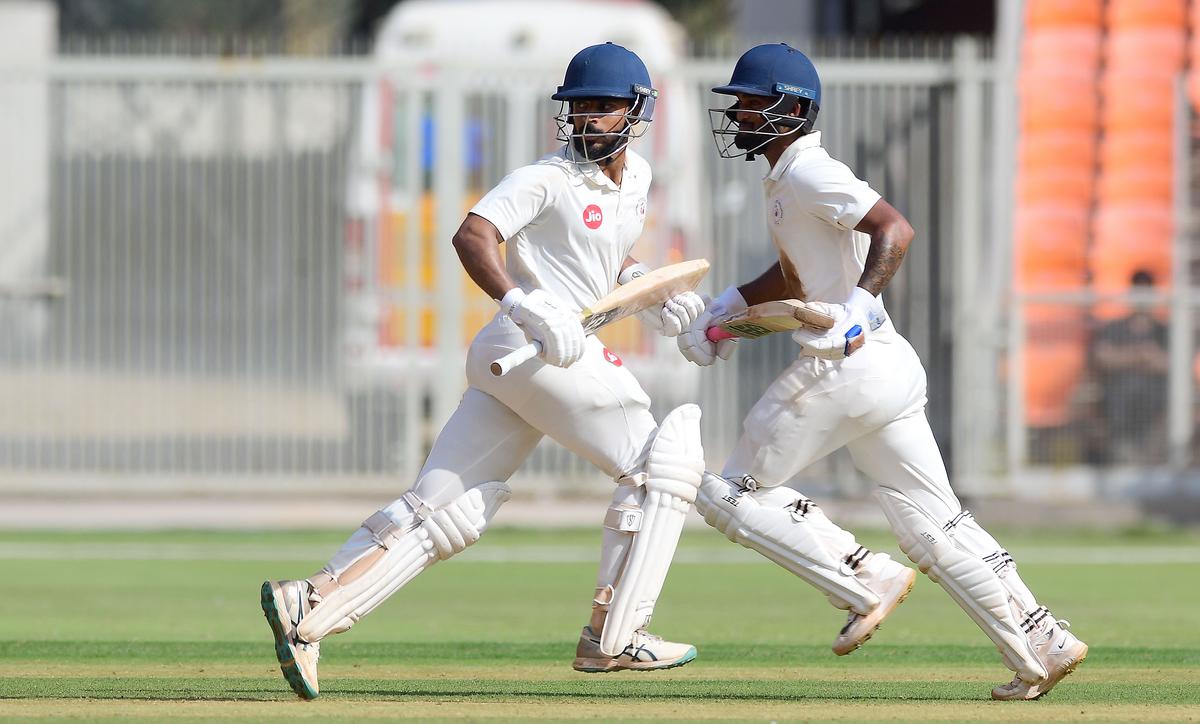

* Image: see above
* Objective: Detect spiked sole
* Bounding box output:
[832,568,917,656]
[992,644,1089,701]
[573,646,697,673]
[260,581,319,700]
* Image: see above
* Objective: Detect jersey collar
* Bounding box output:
[564,145,623,191]
[765,131,823,182]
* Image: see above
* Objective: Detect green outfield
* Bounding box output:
[0,526,1197,721]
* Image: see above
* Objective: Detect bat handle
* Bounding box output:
[705,326,736,343]
[490,340,542,377]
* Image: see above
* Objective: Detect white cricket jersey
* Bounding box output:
[762,131,886,315]
[469,146,651,313]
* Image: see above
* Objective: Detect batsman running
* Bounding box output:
[261,42,707,699]
[679,43,1088,700]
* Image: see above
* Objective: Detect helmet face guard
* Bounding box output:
[709,43,822,161]
[554,86,657,164]
[709,92,814,160]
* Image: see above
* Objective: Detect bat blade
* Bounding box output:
[706,300,834,342]
[491,259,710,376]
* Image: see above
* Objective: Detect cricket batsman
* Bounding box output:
[261,42,706,699]
[678,43,1088,700]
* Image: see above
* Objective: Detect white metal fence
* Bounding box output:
[1,43,1196,504]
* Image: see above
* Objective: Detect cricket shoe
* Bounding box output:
[992,608,1088,700]
[832,552,917,655]
[572,626,697,672]
[261,579,321,700]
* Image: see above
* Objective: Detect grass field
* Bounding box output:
[1,526,1198,721]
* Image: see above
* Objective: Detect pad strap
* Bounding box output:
[600,404,704,656]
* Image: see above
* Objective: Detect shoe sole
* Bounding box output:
[991,643,1089,701]
[260,581,319,700]
[832,569,917,656]
[573,646,697,673]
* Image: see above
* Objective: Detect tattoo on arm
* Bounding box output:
[858,234,906,296]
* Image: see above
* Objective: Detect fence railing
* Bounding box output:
[3,44,1196,502]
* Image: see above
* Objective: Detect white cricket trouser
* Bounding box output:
[387,313,657,513]
[724,325,958,526]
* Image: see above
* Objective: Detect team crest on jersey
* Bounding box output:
[602,347,623,366]
[636,198,647,220]
[583,204,604,229]
[772,199,784,225]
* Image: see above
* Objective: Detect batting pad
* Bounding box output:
[297,481,511,642]
[601,404,704,656]
[695,474,880,614]
[875,488,1048,684]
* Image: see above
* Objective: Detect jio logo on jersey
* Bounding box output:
[636,198,647,220]
[772,199,784,225]
[583,204,604,229]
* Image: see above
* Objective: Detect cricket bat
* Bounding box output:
[490,258,711,376]
[705,299,835,342]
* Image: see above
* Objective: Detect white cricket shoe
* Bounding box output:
[992,608,1088,700]
[572,625,697,672]
[261,579,321,700]
[832,553,917,655]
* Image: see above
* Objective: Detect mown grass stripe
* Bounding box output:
[0,640,1195,667]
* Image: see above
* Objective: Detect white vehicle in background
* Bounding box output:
[341,0,705,466]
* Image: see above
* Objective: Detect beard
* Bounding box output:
[732,128,775,151]
[572,127,626,162]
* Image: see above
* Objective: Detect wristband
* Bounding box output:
[498,287,527,316]
[618,262,651,286]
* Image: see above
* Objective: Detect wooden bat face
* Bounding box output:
[579,259,710,334]
[707,300,835,342]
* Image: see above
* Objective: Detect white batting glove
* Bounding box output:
[501,288,585,368]
[677,285,747,366]
[798,287,884,360]
[637,291,706,337]
[618,263,706,338]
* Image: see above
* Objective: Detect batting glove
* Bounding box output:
[798,287,885,360]
[618,263,706,337]
[677,285,746,366]
[502,288,585,368]
[638,291,706,337]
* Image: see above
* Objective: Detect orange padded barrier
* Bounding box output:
[1026,0,1103,28]
[1101,74,1174,131]
[1024,28,1103,69]
[1021,77,1099,132]
[1015,206,1089,275]
[1023,342,1087,428]
[1018,166,1095,204]
[1099,131,1173,168]
[1105,29,1186,71]
[1106,0,1187,28]
[1096,165,1173,204]
[1020,131,1097,172]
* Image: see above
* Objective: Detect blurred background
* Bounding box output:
[0,0,1196,529]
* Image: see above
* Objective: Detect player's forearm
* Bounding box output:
[737,262,791,306]
[857,221,913,296]
[452,216,517,300]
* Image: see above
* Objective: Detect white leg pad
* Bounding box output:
[695,473,880,615]
[296,481,510,642]
[601,404,704,657]
[875,488,1048,683]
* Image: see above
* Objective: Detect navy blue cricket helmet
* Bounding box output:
[552,42,658,164]
[710,43,821,160]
